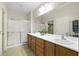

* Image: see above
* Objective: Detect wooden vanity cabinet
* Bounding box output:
[36,38,45,56]
[45,41,55,56]
[55,45,78,56]
[27,34,78,56]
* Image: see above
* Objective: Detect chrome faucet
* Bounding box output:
[62,35,66,40]
[62,33,69,38]
[61,34,67,40]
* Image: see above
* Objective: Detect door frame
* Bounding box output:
[2,8,5,56]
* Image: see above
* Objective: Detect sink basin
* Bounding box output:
[54,39,74,45]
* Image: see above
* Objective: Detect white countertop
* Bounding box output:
[28,33,79,52]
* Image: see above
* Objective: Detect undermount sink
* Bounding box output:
[54,39,74,45]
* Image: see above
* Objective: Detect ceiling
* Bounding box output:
[5,2,42,14]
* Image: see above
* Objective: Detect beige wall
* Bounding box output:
[26,12,31,20]
[7,10,27,20]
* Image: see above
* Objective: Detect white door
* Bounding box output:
[0,8,2,55]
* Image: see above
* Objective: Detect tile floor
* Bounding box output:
[4,44,35,56]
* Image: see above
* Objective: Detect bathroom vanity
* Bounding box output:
[27,33,79,56]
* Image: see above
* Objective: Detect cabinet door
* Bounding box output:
[36,38,45,56]
[36,38,44,48]
[36,45,44,56]
[56,45,78,56]
[45,41,55,56]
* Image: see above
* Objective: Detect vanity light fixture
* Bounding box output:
[38,3,52,15]
[39,5,46,12]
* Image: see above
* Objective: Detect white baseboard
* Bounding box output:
[7,42,27,49]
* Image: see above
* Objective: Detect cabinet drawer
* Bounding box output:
[31,39,35,46]
[45,41,55,56]
[32,39,35,42]
[36,45,44,51]
[36,50,44,56]
[36,46,44,56]
[36,39,44,48]
[36,42,44,48]
[31,39,35,44]
[31,45,36,53]
[36,38,44,44]
[31,42,35,46]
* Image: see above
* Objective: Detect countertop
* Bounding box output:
[28,33,79,52]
